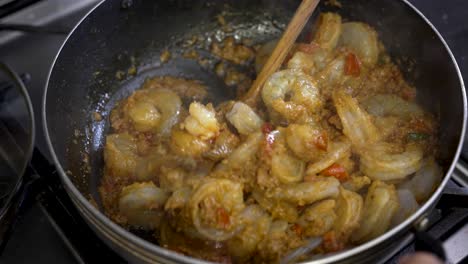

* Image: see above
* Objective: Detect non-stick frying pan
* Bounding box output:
[44,0,466,263]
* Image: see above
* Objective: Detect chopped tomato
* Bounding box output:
[322,231,345,252]
[216,208,230,228]
[314,131,328,151]
[261,122,273,134]
[297,42,319,54]
[291,223,303,237]
[344,52,361,76]
[321,163,349,182]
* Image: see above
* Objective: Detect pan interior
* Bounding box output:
[45,0,465,256]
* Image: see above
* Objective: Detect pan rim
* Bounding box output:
[42,0,467,263]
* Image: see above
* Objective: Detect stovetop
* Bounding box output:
[0,0,467,263]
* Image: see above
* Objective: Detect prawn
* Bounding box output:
[270,129,306,184]
[297,199,337,237]
[333,90,380,148]
[124,88,182,135]
[104,133,139,179]
[313,13,343,50]
[338,22,379,67]
[285,123,328,161]
[360,142,423,181]
[271,176,340,206]
[226,102,264,135]
[351,181,399,243]
[227,205,272,261]
[118,182,169,230]
[333,187,363,239]
[189,178,245,241]
[262,69,322,122]
[306,139,351,176]
[182,102,220,140]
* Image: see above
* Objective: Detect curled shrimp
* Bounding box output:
[339,22,379,67]
[313,13,343,50]
[270,130,306,184]
[400,157,442,202]
[306,139,351,176]
[285,123,328,161]
[118,182,169,230]
[391,189,419,226]
[352,181,399,243]
[362,94,424,119]
[262,69,322,122]
[123,88,182,135]
[189,178,245,241]
[252,188,299,223]
[104,133,139,179]
[287,49,330,76]
[227,205,272,261]
[182,102,220,140]
[360,142,423,181]
[333,90,380,148]
[213,132,262,175]
[333,187,363,239]
[271,177,340,206]
[297,199,337,237]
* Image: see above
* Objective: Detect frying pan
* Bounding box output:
[43,0,466,263]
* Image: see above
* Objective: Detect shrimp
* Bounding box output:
[351,181,399,243]
[285,123,328,161]
[338,22,379,67]
[257,220,303,263]
[182,102,220,140]
[104,133,139,179]
[297,199,337,237]
[342,175,371,192]
[226,102,264,135]
[287,48,330,76]
[333,187,363,239]
[333,90,380,148]
[399,157,442,202]
[391,189,419,226]
[127,100,162,132]
[313,13,343,50]
[271,130,306,184]
[306,139,351,176]
[159,167,186,191]
[170,128,211,157]
[271,177,340,206]
[203,126,240,161]
[314,55,348,91]
[362,94,424,119]
[227,205,272,261]
[189,178,245,241]
[124,88,182,135]
[360,142,423,181]
[213,132,262,176]
[118,182,169,230]
[262,69,322,122]
[252,188,299,223]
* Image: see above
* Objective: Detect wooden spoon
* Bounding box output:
[242,0,320,106]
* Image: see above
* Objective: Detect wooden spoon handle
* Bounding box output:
[243,0,320,106]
